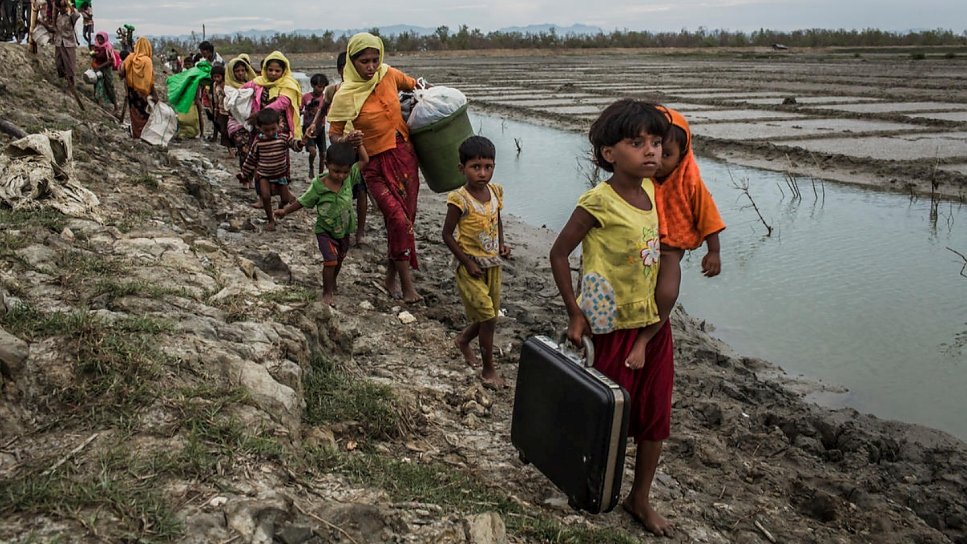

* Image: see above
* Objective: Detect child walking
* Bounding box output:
[210,65,231,148]
[301,73,329,178]
[442,136,511,387]
[274,141,368,305]
[239,108,302,231]
[549,99,674,536]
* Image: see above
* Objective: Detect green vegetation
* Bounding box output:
[304,354,400,439]
[261,285,316,305]
[0,207,68,232]
[0,306,172,428]
[133,173,161,191]
[159,27,967,55]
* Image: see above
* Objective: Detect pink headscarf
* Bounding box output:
[95,31,121,70]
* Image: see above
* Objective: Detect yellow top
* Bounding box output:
[446,184,504,268]
[577,180,661,334]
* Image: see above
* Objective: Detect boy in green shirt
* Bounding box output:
[275,139,368,305]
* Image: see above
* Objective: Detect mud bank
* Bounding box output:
[1,44,966,543]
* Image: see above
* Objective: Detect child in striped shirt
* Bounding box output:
[239,108,302,231]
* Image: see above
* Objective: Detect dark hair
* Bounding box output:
[198,41,214,53]
[256,108,281,127]
[310,73,329,86]
[326,142,357,167]
[588,99,669,173]
[665,125,689,156]
[458,135,496,164]
[336,52,347,72]
[210,65,225,77]
[265,58,286,71]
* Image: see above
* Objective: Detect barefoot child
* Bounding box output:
[549,99,674,536]
[239,108,301,231]
[301,73,329,178]
[274,141,368,304]
[442,136,511,387]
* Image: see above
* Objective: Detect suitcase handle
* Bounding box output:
[559,334,595,368]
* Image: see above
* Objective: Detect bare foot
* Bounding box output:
[265,222,276,232]
[250,201,262,209]
[624,340,647,369]
[454,335,480,368]
[623,498,672,537]
[402,290,423,304]
[481,366,507,389]
[355,235,369,247]
[384,274,403,300]
[320,292,334,306]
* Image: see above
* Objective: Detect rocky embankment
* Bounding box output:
[1,44,966,543]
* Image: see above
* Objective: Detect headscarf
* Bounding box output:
[94,31,120,70]
[251,51,303,139]
[123,37,154,97]
[166,59,212,114]
[327,33,390,128]
[225,55,257,89]
[653,106,726,250]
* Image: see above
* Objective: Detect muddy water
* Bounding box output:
[471,112,967,440]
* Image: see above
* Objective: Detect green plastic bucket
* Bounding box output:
[409,103,473,193]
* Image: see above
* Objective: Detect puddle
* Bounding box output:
[691,118,919,140]
[774,132,967,161]
[733,96,883,106]
[469,111,967,441]
[670,91,789,99]
[809,102,967,114]
[537,105,606,115]
[684,109,808,122]
[905,111,967,122]
[484,96,602,106]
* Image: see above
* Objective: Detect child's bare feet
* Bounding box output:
[623,498,672,537]
[402,289,423,304]
[250,200,262,209]
[320,292,334,306]
[481,366,506,388]
[383,274,402,299]
[265,222,276,232]
[355,234,368,247]
[454,335,480,368]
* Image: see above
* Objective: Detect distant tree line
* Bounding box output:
[157,26,967,56]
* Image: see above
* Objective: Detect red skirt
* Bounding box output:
[364,135,420,269]
[592,321,674,442]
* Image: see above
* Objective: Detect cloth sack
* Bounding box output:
[224,86,254,129]
[407,86,467,130]
[140,101,178,147]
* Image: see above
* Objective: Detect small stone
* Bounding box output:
[276,524,314,544]
[398,311,417,324]
[359,301,375,311]
[209,496,228,508]
[466,512,508,544]
[60,227,75,242]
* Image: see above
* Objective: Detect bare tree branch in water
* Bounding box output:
[576,156,601,189]
[729,168,773,236]
[947,247,967,278]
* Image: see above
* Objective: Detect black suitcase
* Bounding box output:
[511,335,630,514]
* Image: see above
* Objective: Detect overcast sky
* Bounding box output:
[95,0,965,38]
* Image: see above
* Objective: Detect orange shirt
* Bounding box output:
[654,107,726,250]
[328,67,416,156]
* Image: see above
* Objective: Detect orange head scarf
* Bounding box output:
[653,106,726,250]
[123,37,154,97]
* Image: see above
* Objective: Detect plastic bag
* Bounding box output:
[82,69,99,84]
[140,101,178,147]
[407,86,467,131]
[224,86,254,130]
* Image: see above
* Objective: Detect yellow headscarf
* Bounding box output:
[327,33,390,129]
[225,54,257,89]
[251,51,303,139]
[123,37,154,97]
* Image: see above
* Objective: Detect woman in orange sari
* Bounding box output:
[118,37,156,138]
